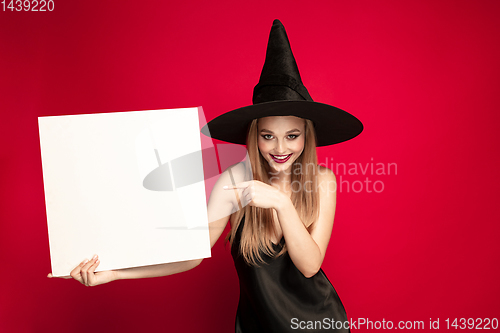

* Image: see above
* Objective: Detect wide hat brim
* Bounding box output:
[201,100,363,147]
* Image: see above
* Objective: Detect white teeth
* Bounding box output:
[272,154,290,160]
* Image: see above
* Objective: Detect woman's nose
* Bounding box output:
[275,138,286,153]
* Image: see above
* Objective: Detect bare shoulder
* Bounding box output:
[317,165,336,182]
[210,162,247,208]
[221,161,248,183]
[217,162,247,226]
[212,162,246,191]
[316,165,337,197]
[207,162,247,227]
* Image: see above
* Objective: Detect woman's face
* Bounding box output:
[257,116,305,174]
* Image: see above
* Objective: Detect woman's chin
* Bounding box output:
[268,161,293,175]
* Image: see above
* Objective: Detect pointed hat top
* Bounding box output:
[253,19,312,104]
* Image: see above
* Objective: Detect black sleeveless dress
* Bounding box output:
[231,217,350,332]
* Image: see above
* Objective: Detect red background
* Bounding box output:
[1,1,499,332]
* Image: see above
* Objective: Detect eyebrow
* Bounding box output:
[259,128,302,134]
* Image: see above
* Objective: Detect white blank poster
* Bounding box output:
[39,107,211,277]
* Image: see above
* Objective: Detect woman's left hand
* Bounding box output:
[223,180,285,210]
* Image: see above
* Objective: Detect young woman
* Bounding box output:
[49,20,362,332]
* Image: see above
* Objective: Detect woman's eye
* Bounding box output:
[287,134,299,139]
[262,134,273,140]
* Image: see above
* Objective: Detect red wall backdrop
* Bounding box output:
[1,1,499,332]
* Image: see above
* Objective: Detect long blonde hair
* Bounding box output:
[228,117,320,265]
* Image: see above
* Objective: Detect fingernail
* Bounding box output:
[92,255,98,260]
[83,259,89,264]
[223,186,228,189]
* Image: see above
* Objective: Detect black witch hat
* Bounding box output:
[201,19,363,147]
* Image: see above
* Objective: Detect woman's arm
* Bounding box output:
[64,256,203,287]
[114,259,202,280]
[275,167,337,278]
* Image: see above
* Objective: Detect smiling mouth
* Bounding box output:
[270,154,292,163]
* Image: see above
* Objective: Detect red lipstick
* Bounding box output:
[270,154,292,163]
